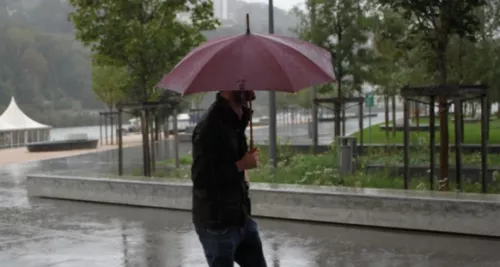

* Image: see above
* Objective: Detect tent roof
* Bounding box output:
[0,119,16,132]
[0,97,51,131]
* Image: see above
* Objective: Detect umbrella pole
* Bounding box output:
[249,99,254,150]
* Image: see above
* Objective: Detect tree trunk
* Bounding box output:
[109,106,114,145]
[341,102,346,136]
[437,40,449,191]
[458,39,465,143]
[141,109,151,177]
[460,102,465,143]
[391,95,396,137]
[488,100,492,141]
[334,79,342,137]
[415,102,420,127]
[150,113,156,176]
[335,27,343,138]
[384,95,389,141]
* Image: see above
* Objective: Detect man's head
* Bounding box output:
[220,90,255,107]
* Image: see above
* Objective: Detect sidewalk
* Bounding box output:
[0,134,143,166]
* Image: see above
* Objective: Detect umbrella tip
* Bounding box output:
[246,13,250,34]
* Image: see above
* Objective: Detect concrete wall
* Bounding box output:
[27,174,500,237]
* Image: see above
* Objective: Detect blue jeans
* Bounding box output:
[195,219,267,267]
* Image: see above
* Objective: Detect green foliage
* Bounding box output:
[275,90,314,109]
[131,144,500,194]
[371,9,429,96]
[378,0,486,41]
[292,0,375,96]
[68,0,219,104]
[91,61,128,109]
[377,0,487,83]
[0,1,102,126]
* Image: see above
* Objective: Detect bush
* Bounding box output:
[128,141,500,194]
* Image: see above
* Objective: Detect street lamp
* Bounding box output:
[268,0,277,168]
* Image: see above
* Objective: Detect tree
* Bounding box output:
[0,4,101,126]
[91,63,127,110]
[68,0,218,176]
[446,1,500,117]
[371,8,432,137]
[293,0,374,137]
[378,0,487,189]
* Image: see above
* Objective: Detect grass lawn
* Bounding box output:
[359,150,500,166]
[351,118,500,144]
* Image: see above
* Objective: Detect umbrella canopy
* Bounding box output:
[156,33,335,95]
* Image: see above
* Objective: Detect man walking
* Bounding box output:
[191,90,267,267]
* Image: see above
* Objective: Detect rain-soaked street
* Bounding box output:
[1,124,500,266]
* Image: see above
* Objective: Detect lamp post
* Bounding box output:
[268,0,277,168]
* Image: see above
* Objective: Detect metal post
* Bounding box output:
[359,101,364,155]
[150,109,156,176]
[173,109,180,169]
[429,96,435,190]
[268,0,277,168]
[454,98,463,192]
[142,109,151,177]
[403,98,410,190]
[99,115,103,145]
[118,108,123,176]
[341,101,346,136]
[110,110,114,145]
[481,95,488,193]
[312,88,318,153]
[104,114,108,145]
[368,105,372,143]
[460,101,465,143]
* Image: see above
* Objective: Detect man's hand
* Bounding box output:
[236,149,260,171]
[245,170,249,182]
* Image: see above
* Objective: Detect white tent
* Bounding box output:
[0,97,51,148]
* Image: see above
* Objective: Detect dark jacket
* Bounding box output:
[191,94,251,229]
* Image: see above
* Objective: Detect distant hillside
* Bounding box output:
[0,0,299,125]
[0,0,100,126]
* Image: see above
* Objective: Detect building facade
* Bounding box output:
[213,0,228,20]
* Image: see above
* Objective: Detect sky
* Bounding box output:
[244,0,305,11]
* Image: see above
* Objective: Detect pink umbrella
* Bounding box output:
[157,16,335,94]
[156,15,335,147]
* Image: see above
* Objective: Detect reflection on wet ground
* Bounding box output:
[1,142,500,266]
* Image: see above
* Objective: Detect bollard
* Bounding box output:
[338,145,353,175]
[337,137,356,175]
[345,136,358,159]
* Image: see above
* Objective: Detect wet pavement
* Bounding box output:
[251,113,401,145]
[2,118,500,266]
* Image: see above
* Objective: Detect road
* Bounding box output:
[251,112,403,145]
[1,146,500,266]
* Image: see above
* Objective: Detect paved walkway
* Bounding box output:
[1,151,500,266]
[0,134,143,166]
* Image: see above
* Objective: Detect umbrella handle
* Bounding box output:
[248,99,254,150]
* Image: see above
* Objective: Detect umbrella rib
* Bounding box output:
[258,34,335,83]
[183,37,240,94]
[175,34,244,70]
[256,38,295,92]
